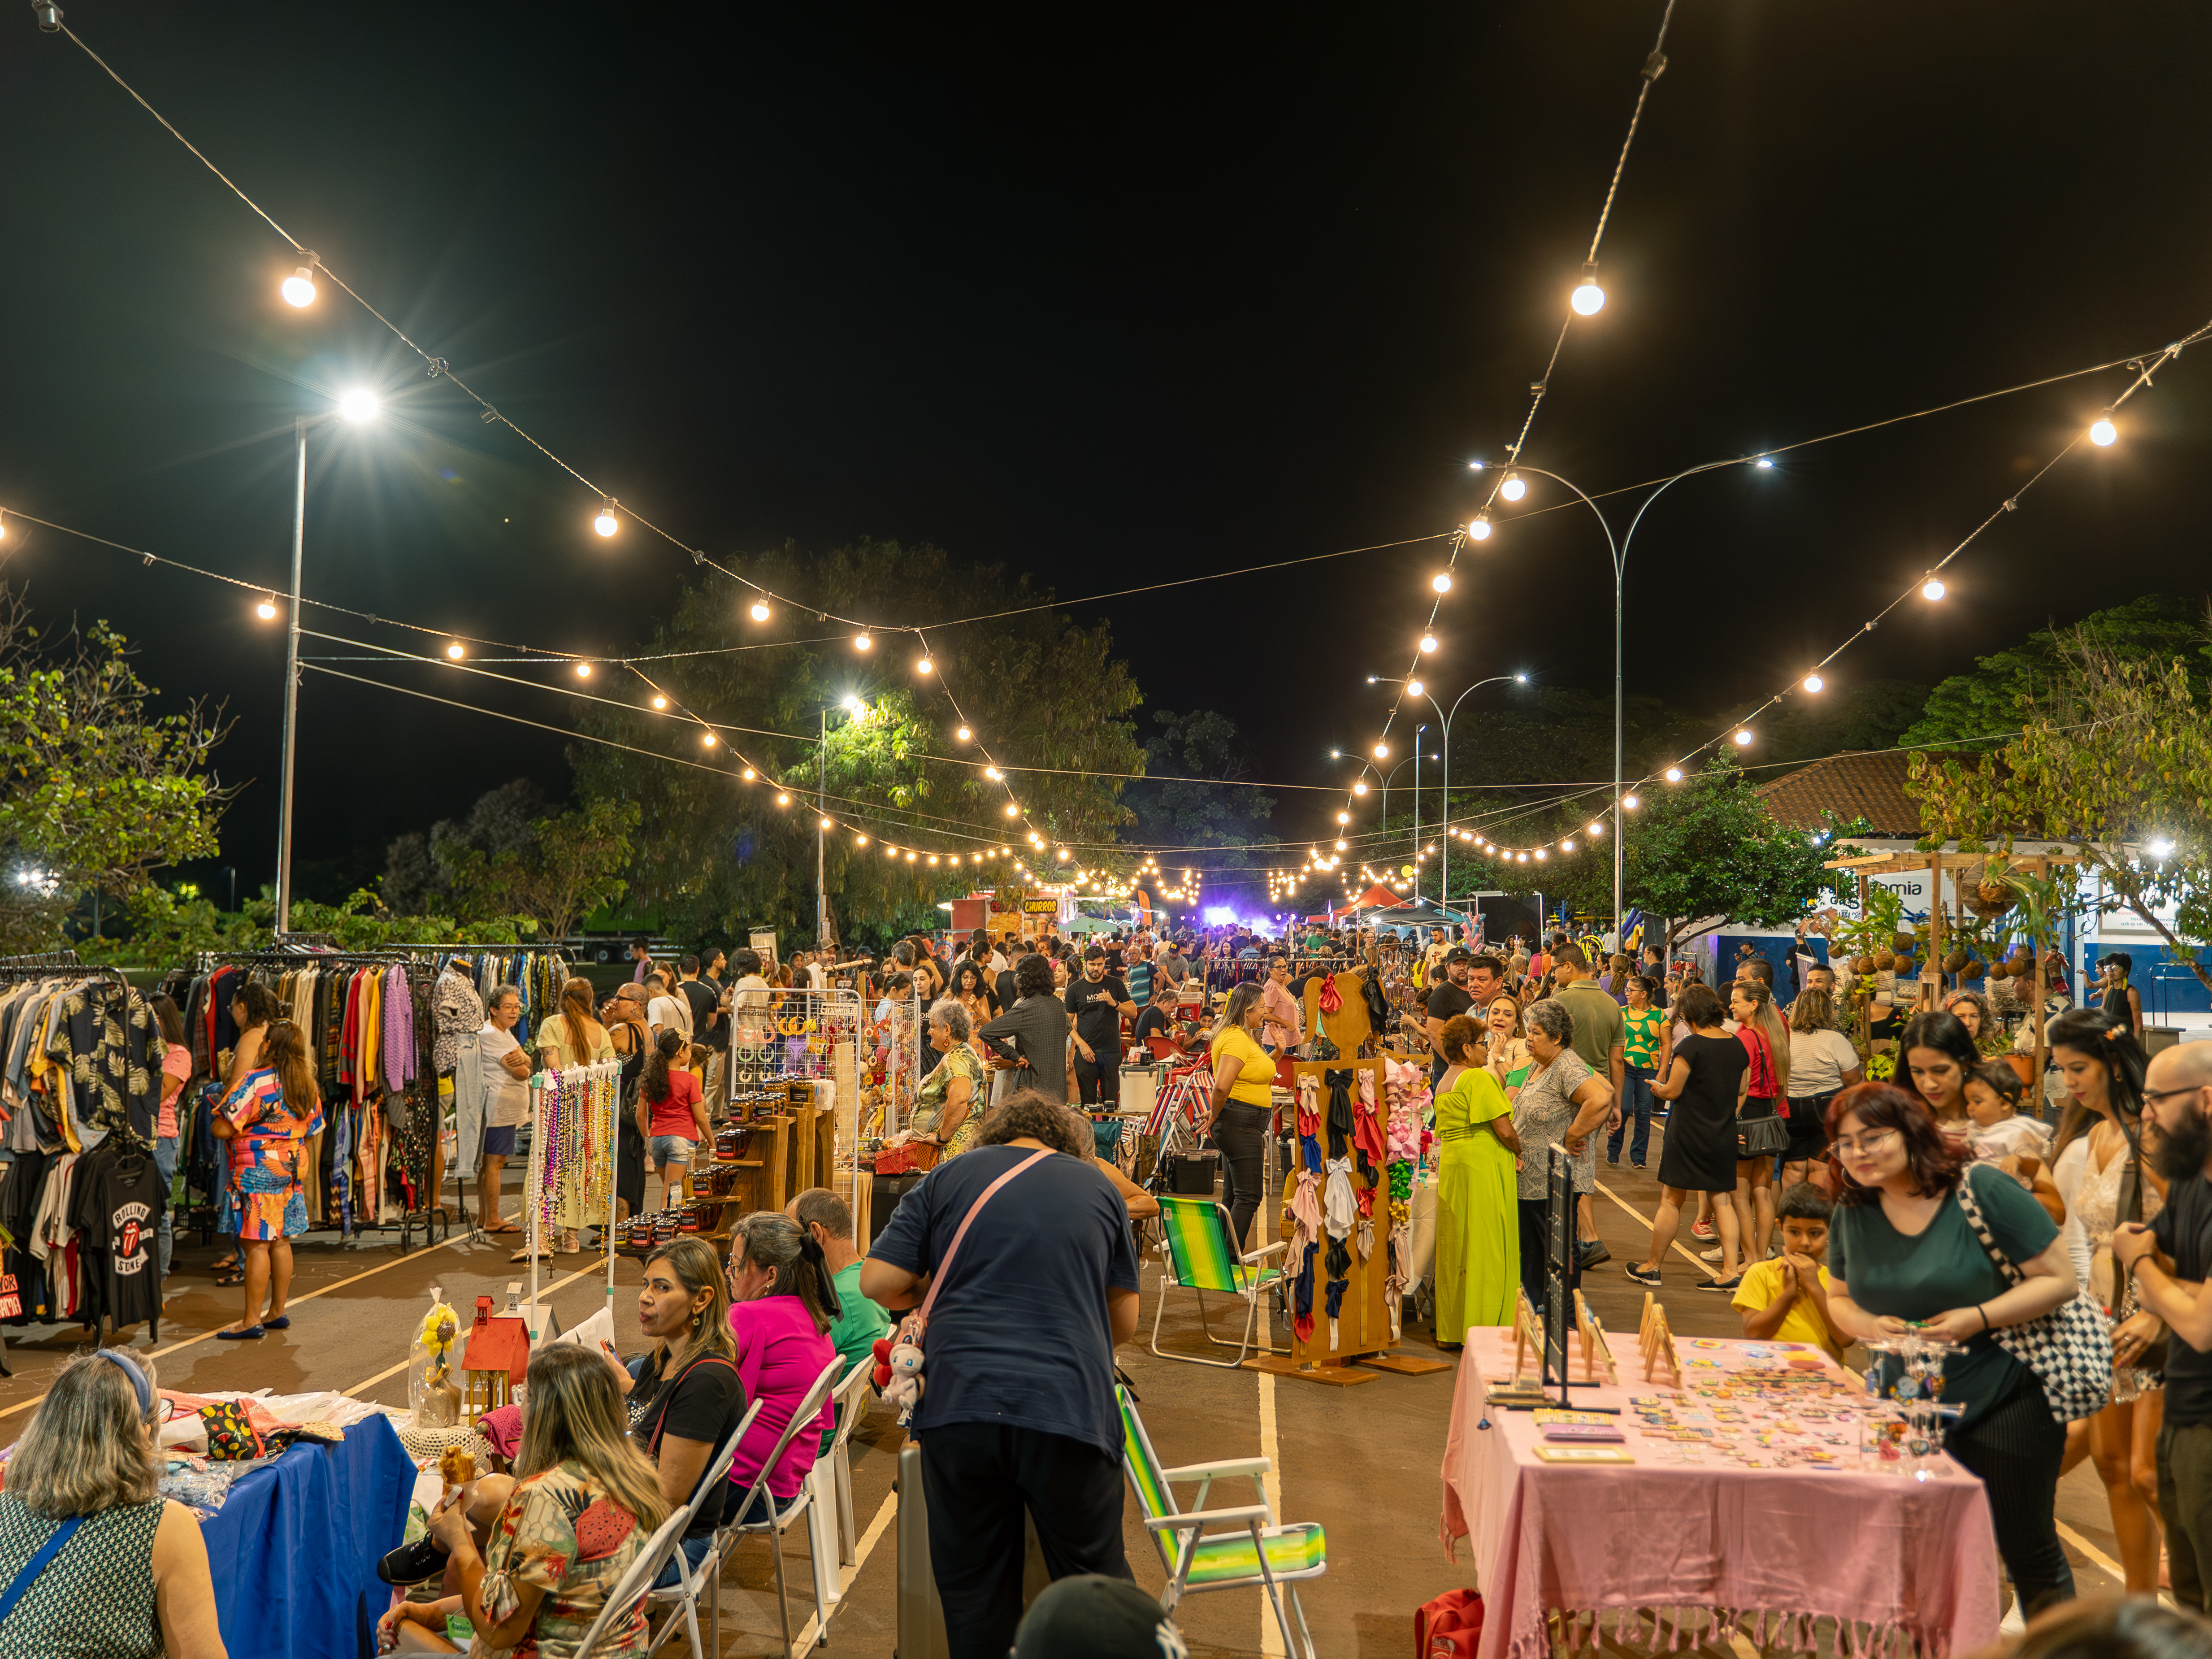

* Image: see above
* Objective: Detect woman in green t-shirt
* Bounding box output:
[1823,1081,2082,1618]
[1607,975,1665,1170]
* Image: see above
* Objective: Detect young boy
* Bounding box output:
[1733,1183,1847,1364]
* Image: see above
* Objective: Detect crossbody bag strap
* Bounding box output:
[646,1353,741,1457]
[1952,1171,2026,1286]
[0,1513,82,1629]
[913,1149,1056,1340]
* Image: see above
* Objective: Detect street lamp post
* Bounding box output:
[274,394,378,935]
[1373,673,1527,916]
[1494,462,1744,934]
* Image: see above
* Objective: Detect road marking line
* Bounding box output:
[0,1228,485,1421]
[2054,1518,2127,1585]
[782,1484,897,1650]
[1593,1178,1723,1277]
[1258,1368,1285,1657]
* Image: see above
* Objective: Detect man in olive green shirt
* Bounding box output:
[1550,944,1626,1269]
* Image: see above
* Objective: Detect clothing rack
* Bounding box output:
[187,949,450,1253]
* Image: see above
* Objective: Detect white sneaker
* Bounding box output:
[1999,1595,2025,1636]
[1701,1246,1723,1263]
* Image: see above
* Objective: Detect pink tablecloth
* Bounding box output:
[1437,1326,2001,1659]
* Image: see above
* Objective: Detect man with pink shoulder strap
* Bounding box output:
[860,1090,1141,1659]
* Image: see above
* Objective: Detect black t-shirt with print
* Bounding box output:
[627,1348,750,1534]
[1065,976,1131,1049]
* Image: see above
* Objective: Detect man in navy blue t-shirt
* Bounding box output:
[861,1092,1140,1659]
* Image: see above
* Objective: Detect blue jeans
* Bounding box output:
[154,1135,179,1278]
[1606,1065,1655,1166]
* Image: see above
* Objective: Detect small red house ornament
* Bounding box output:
[463,1287,531,1415]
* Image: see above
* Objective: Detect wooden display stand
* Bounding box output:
[1242,1056,1447,1384]
[1638,1291,1683,1390]
[1301,971,1375,1055]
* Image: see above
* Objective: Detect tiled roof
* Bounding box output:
[1754,750,1924,837]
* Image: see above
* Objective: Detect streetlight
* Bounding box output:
[1496,459,1760,934]
[273,388,381,934]
[1373,672,1527,908]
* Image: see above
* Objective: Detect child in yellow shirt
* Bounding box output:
[1732,1183,1847,1364]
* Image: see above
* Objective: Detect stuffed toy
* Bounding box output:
[873,1324,926,1424]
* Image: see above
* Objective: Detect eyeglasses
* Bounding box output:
[1830,1127,1900,1157]
[2143,1084,2210,1107]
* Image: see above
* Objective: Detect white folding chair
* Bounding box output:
[715,1356,845,1656]
[575,1502,691,1658]
[803,1356,878,1602]
[644,1401,762,1658]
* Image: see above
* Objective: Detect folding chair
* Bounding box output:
[1117,1385,1323,1659]
[1149,1194,1288,1368]
[713,1355,845,1656]
[803,1355,878,1600]
[575,1502,692,1658]
[643,1401,762,1658]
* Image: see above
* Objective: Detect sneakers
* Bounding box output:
[1696,1275,1743,1293]
[1690,1218,1715,1240]
[1701,1245,1724,1264]
[1624,1263,1662,1288]
[1578,1239,1612,1269]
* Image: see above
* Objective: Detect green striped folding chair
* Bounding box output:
[1149,1195,1290,1369]
[1118,1384,1323,1659]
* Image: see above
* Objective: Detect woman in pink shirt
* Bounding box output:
[724,1212,840,1520]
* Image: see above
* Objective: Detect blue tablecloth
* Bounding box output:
[203,1414,414,1659]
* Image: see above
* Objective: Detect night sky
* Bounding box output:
[5,3,2211,911]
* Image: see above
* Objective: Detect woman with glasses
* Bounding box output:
[1822,1081,2082,1620]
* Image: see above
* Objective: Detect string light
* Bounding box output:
[1921,578,1946,601]
[957,726,972,742]
[651,694,667,709]
[1665,767,1682,782]
[742,768,755,781]
[574,662,592,678]
[280,263,317,307]
[1431,573,1453,593]
[256,596,278,621]
[916,656,933,674]
[445,642,465,660]
[1803,673,1824,693]
[750,600,771,622]
[1467,515,1493,541]
[1353,782,1368,795]
[701,732,716,747]
[2089,417,2118,447]
[854,634,872,651]
[1405,679,1424,698]
[1500,473,1528,502]
[1004,803,1019,817]
[338,389,378,422]
[1734,729,1754,746]
[775,792,790,805]
[1569,263,1605,317]
[593,499,618,538]
[1624,794,1639,809]
[1418,634,1438,654]
[1374,742,1389,758]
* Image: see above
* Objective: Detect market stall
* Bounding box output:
[1437,1323,2001,1659]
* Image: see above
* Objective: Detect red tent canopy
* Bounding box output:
[1351,883,1409,909]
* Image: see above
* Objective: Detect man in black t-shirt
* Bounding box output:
[1130,984,1187,1056]
[1422,949,1476,1086]
[2119,1042,2212,1611]
[1065,947,1135,1107]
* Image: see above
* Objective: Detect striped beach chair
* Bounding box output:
[1118,1384,1324,1658]
[1149,1195,1288,1369]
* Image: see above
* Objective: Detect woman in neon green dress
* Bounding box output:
[1433,1013,1522,1343]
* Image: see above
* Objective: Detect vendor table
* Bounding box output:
[1438,1326,2000,1659]
[203,1412,415,1659]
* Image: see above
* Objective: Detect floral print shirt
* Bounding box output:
[478,1460,651,1658]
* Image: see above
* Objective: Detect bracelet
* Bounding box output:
[1976,1305,1991,1332]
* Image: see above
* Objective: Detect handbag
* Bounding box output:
[1735,1105,1791,1158]
[1953,1168,2115,1422]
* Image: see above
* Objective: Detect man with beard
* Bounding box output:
[2114,1040,2212,1613]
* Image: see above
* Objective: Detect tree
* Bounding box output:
[439,797,642,943]
[0,588,231,952]
[1123,710,1276,900]
[380,779,549,915]
[1901,594,2212,750]
[1908,625,2212,994]
[1758,679,1931,764]
[1618,757,1839,955]
[571,541,1147,946]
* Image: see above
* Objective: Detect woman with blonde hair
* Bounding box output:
[1205,983,1275,1248]
[534,979,616,1254]
[418,1344,668,1654]
[211,1018,324,1339]
[0,1351,223,1658]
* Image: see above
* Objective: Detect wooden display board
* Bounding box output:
[1301,970,1374,1054]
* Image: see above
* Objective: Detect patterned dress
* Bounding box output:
[911,1042,984,1160]
[220,1066,325,1241]
[478,1461,652,1658]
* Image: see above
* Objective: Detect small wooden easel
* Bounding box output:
[1637,1290,1683,1390]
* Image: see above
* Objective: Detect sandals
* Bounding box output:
[213,1268,248,1288]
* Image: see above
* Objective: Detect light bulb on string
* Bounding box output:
[280,263,317,307]
[574,662,592,678]
[339,389,379,422]
[1803,673,1824,693]
[1500,473,1527,502]
[916,657,933,675]
[1665,767,1683,782]
[651,694,667,709]
[1570,261,1605,316]
[1431,572,1453,594]
[742,768,756,781]
[593,500,618,538]
[1418,634,1438,654]
[1353,782,1368,795]
[442,642,465,660]
[1921,578,1946,601]
[1374,742,1388,758]
[750,600,771,622]
[1004,803,1019,817]
[1337,812,1351,825]
[1405,679,1424,698]
[2090,417,2118,447]
[701,732,716,747]
[1624,795,1639,809]
[854,633,872,651]
[256,596,278,621]
[1467,514,1493,542]
[957,726,972,742]
[1734,729,1754,746]
[1561,840,1574,853]
[1588,821,1605,835]
[775,792,790,805]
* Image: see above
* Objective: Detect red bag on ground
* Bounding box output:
[1416,1589,1484,1658]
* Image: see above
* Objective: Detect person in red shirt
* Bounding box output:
[639,1029,710,1213]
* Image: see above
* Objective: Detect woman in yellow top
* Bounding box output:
[1206,983,1277,1249]
[531,978,618,1253]
[1432,1014,1522,1343]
